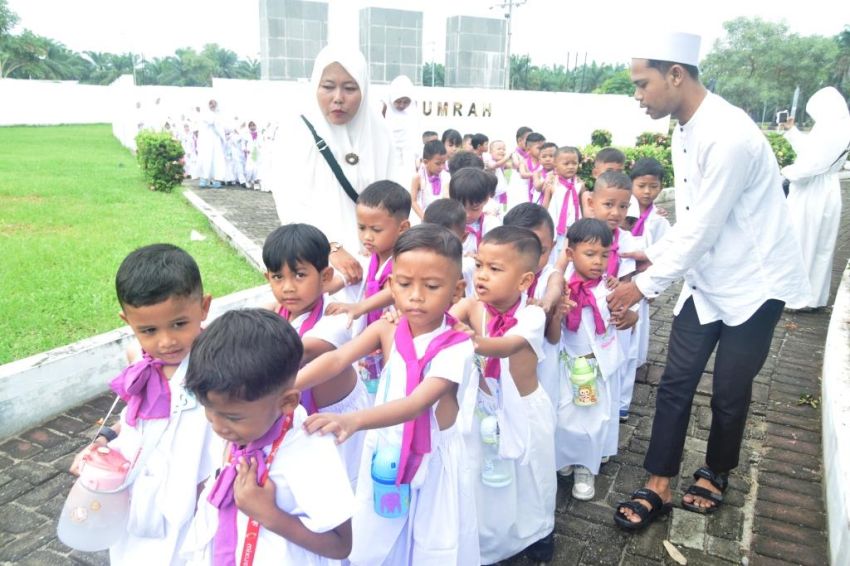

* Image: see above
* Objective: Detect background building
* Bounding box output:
[359,7,423,85]
[444,15,507,89]
[260,0,328,80]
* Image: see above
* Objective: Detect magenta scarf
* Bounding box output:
[483,300,521,379]
[279,297,324,414]
[465,219,484,248]
[556,176,581,236]
[365,255,393,325]
[394,316,469,484]
[631,204,653,237]
[422,167,442,196]
[207,415,287,566]
[526,156,542,204]
[566,274,606,335]
[606,228,621,279]
[109,352,177,427]
[527,270,543,299]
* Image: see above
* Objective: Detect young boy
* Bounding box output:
[450,226,557,564]
[531,141,558,206]
[422,130,439,144]
[484,139,512,216]
[471,133,489,157]
[555,219,636,501]
[424,198,477,299]
[448,167,501,256]
[447,150,485,175]
[518,132,545,204]
[581,146,626,217]
[262,223,369,485]
[410,140,450,220]
[542,146,584,264]
[301,224,480,565]
[462,133,474,151]
[180,309,354,565]
[70,244,219,565]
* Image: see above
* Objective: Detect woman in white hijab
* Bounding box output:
[384,75,421,176]
[267,45,400,282]
[781,86,850,308]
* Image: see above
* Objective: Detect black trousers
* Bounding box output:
[643,297,784,477]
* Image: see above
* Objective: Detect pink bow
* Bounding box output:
[109,352,177,426]
[365,255,393,325]
[428,173,441,196]
[631,204,653,237]
[483,300,520,379]
[556,176,581,236]
[606,227,620,279]
[565,274,606,335]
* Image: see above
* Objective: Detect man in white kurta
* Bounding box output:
[195,100,227,186]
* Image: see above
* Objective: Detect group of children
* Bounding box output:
[69,125,671,565]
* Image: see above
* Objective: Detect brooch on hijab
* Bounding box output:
[344,153,359,166]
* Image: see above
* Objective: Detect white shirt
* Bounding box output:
[634,93,811,325]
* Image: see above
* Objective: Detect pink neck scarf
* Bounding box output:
[424,168,442,196]
[527,270,543,299]
[279,297,324,414]
[109,352,178,427]
[631,204,653,237]
[465,219,483,248]
[526,157,542,203]
[394,316,469,485]
[365,255,393,325]
[556,176,581,236]
[207,415,289,566]
[606,227,621,279]
[566,273,606,334]
[483,300,521,379]
[515,146,529,160]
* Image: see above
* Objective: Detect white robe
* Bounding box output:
[547,176,584,265]
[195,109,227,181]
[782,87,850,307]
[385,75,421,177]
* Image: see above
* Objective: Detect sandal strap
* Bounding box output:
[616,500,651,520]
[693,466,728,492]
[631,487,664,511]
[685,484,724,504]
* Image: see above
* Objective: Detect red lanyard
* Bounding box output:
[237,413,293,566]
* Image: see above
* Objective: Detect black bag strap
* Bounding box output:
[300,115,359,204]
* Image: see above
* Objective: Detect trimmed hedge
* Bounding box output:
[135,131,185,192]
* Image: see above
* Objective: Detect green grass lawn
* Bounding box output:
[0,124,265,365]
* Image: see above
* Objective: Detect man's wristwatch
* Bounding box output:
[329,242,343,254]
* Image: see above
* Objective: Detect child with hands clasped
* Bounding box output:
[262,223,369,486]
[449,226,557,564]
[301,224,480,565]
[70,244,219,565]
[180,309,353,565]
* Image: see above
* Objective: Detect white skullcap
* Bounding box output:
[633,31,701,67]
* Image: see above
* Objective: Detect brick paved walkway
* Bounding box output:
[1,180,846,565]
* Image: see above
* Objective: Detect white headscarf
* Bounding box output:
[268,45,400,250]
[783,86,850,180]
[385,75,421,174]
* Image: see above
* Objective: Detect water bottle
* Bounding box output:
[370,444,410,518]
[358,349,383,395]
[570,356,599,406]
[480,415,513,487]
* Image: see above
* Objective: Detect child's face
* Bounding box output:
[390,249,464,332]
[462,199,488,224]
[528,142,543,159]
[592,160,624,179]
[555,152,579,179]
[474,242,534,307]
[529,223,555,272]
[202,388,298,446]
[632,174,662,210]
[423,153,448,176]
[356,204,409,258]
[589,185,632,231]
[569,240,610,280]
[518,133,530,149]
[265,261,332,317]
[539,147,556,170]
[490,142,507,160]
[445,139,459,157]
[476,141,489,155]
[120,294,211,365]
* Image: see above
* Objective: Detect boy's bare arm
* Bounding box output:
[301,337,336,365]
[296,322,385,391]
[325,287,393,322]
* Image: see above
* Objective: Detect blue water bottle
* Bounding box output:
[371,445,410,518]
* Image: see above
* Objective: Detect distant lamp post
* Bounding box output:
[491,0,526,90]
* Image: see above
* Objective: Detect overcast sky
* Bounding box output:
[7,0,848,67]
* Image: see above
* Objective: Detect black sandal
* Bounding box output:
[681,466,727,514]
[614,487,673,531]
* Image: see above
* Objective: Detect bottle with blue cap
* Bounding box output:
[371,444,410,518]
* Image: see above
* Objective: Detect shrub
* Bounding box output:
[590,129,613,147]
[135,130,185,192]
[764,132,796,168]
[635,131,671,148]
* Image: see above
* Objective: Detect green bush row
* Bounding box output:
[135,131,185,192]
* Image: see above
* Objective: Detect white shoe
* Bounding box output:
[601,456,610,464]
[572,466,596,500]
[557,465,574,477]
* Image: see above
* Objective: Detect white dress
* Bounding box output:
[547,177,583,265]
[348,317,479,566]
[195,109,227,182]
[181,407,354,566]
[527,264,561,410]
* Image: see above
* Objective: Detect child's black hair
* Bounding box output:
[393,223,463,273]
[540,141,558,153]
[262,223,329,274]
[115,243,203,308]
[595,170,632,192]
[516,126,532,142]
[471,133,489,150]
[422,140,447,161]
[422,130,438,140]
[556,146,582,162]
[567,218,613,248]
[462,133,473,144]
[423,198,466,233]
[448,167,496,205]
[480,225,542,272]
[185,308,302,403]
[357,180,411,219]
[441,128,462,146]
[447,150,485,175]
[525,132,545,145]
[595,147,626,165]
[629,157,665,184]
[503,203,555,241]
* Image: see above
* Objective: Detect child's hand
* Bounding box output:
[69,440,106,476]
[605,276,620,290]
[328,248,363,285]
[324,302,361,327]
[611,308,638,330]
[381,310,402,325]
[303,412,359,444]
[656,206,669,218]
[556,290,577,321]
[451,319,475,339]
[234,457,278,525]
